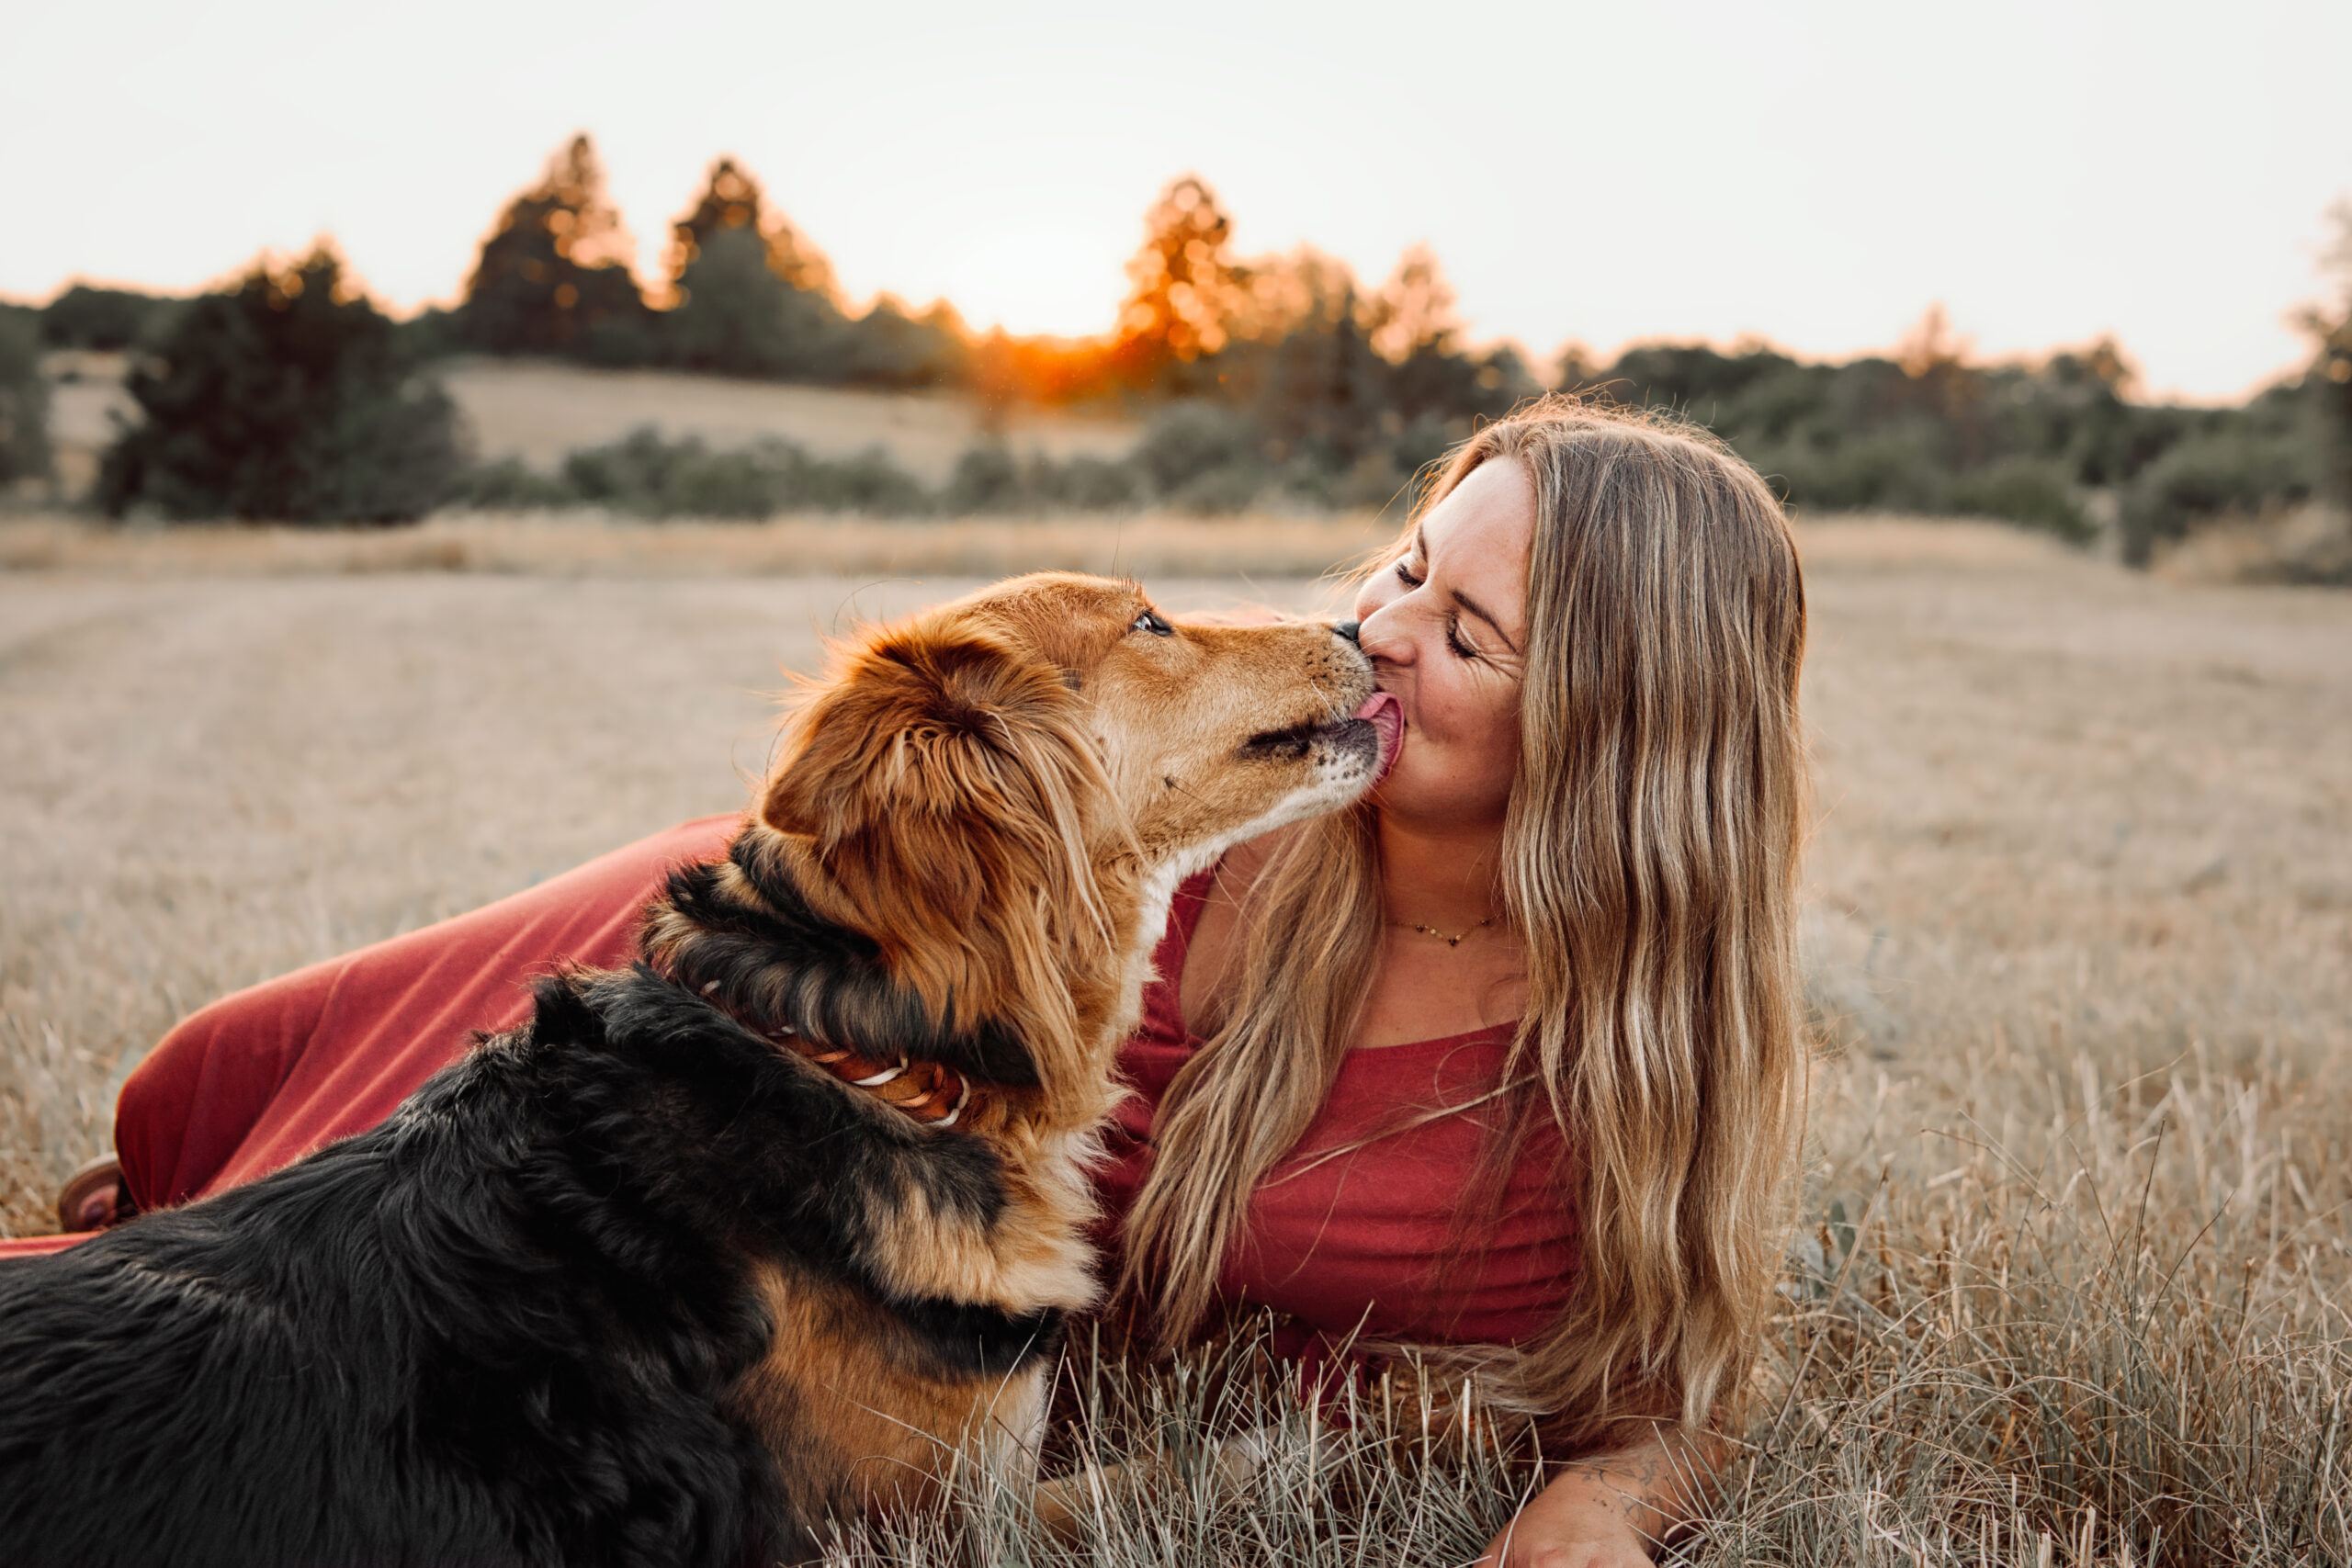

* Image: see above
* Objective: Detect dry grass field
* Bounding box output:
[2,515,2347,1563]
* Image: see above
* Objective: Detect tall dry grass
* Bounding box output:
[2,516,2347,1563]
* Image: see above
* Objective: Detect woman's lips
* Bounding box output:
[1352,692,1405,783]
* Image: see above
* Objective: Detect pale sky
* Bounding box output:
[5,0,2346,402]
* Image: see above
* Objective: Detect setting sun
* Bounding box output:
[922,220,1129,338]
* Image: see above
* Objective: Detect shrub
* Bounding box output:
[535,427,933,518]
[2119,427,2317,565]
[0,310,51,491]
[1335,452,1413,513]
[1168,463,1265,515]
[664,445,793,519]
[1749,428,1951,513]
[833,299,968,389]
[1136,402,1260,495]
[38,285,184,353]
[1388,416,1457,484]
[96,247,462,524]
[789,446,933,514]
[942,444,1023,513]
[395,306,468,365]
[560,427,678,509]
[1039,454,1144,512]
[560,428,770,517]
[454,457,571,510]
[2305,318,2352,504]
[1945,457,2092,541]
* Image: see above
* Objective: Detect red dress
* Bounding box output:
[2,818,1578,1360]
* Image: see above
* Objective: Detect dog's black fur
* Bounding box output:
[0,838,1063,1568]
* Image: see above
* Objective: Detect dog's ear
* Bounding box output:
[762,624,1116,1024]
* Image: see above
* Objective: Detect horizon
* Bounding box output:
[5,0,2347,405]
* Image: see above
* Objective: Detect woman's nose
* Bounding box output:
[1353,604,1409,662]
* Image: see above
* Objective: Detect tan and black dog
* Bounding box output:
[0,573,1395,1568]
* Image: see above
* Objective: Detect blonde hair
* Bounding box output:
[1117,397,1810,1450]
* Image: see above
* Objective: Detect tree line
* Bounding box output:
[4,134,2346,566]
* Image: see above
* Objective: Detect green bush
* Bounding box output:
[792,446,932,513]
[1038,454,1144,511]
[97,248,462,524]
[1136,403,1260,495]
[520,427,933,518]
[39,285,184,353]
[1168,463,1265,515]
[942,444,1023,513]
[1946,457,2092,541]
[0,310,51,490]
[2306,316,2352,504]
[560,428,781,518]
[454,457,571,510]
[833,299,968,389]
[2119,427,2318,565]
[395,306,468,365]
[938,446,1153,513]
[457,428,1244,520]
[1747,428,1951,513]
[666,446,795,519]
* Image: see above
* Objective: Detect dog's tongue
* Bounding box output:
[1352,693,1404,780]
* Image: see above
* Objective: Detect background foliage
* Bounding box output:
[15,139,2350,543]
[0,306,50,489]
[96,248,461,524]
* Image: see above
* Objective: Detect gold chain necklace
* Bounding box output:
[1393,915,1495,949]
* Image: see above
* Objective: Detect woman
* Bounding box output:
[27,398,1809,1565]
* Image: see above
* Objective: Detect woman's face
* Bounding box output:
[1351,457,1533,834]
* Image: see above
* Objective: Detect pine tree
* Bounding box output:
[664,157,834,297]
[663,158,845,378]
[1111,175,1245,389]
[1361,244,1461,365]
[459,133,651,361]
[668,225,845,378]
[835,298,969,389]
[1249,258,1387,462]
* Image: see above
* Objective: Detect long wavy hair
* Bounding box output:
[1116,398,1810,1450]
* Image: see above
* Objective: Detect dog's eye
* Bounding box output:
[1130,609,1173,637]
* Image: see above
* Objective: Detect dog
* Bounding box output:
[0,572,1400,1568]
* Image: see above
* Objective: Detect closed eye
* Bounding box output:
[1394,558,1424,588]
[1445,615,1480,661]
[1131,609,1173,637]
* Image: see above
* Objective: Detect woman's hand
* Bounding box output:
[1472,1473,1654,1566]
[1473,1430,1713,1567]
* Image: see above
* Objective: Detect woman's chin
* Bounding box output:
[1365,763,1419,816]
[1365,761,1514,834]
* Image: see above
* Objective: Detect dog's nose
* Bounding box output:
[1331,620,1362,645]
